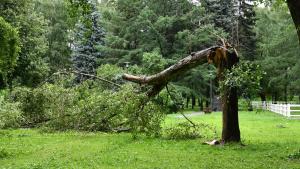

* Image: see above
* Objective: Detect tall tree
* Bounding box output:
[236,0,257,61]
[286,0,300,43]
[202,0,235,35]
[0,0,49,87]
[35,0,73,72]
[71,1,105,82]
[202,0,257,60]
[0,17,20,88]
[256,4,300,102]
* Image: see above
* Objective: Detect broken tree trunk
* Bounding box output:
[123,46,241,143]
[287,0,300,44]
[123,48,211,97]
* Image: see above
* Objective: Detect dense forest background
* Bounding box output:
[0,0,300,134]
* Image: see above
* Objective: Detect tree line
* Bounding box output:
[0,0,300,141]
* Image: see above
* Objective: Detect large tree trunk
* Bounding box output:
[287,0,300,44]
[222,86,240,142]
[123,46,241,143]
[218,49,240,142]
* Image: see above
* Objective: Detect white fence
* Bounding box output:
[252,101,300,118]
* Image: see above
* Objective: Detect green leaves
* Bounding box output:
[0,17,20,86]
[142,49,167,74]
[219,61,265,98]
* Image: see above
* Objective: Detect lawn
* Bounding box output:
[1,111,300,169]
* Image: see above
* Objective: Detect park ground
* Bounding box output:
[1,111,300,169]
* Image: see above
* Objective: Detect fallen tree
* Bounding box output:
[123,45,241,143]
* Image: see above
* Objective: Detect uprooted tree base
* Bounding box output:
[123,46,241,143]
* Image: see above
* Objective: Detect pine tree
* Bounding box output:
[202,0,236,37]
[202,0,257,60]
[236,0,257,61]
[71,1,105,83]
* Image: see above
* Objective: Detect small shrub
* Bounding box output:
[11,87,50,127]
[7,76,166,137]
[287,150,300,160]
[142,49,167,74]
[71,84,165,136]
[0,96,22,129]
[164,122,201,140]
[164,122,218,140]
[0,148,9,158]
[43,84,78,130]
[37,82,166,136]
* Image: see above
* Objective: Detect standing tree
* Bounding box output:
[236,0,257,61]
[256,4,300,103]
[0,0,50,87]
[203,0,257,60]
[35,0,73,72]
[71,1,105,82]
[0,17,20,88]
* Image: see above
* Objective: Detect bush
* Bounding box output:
[7,71,166,137]
[287,149,300,160]
[69,84,165,136]
[10,84,77,128]
[0,148,9,159]
[163,122,217,140]
[9,81,166,136]
[42,84,78,130]
[164,122,201,140]
[0,96,22,129]
[11,87,51,127]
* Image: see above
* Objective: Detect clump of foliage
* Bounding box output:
[287,149,300,160]
[0,95,22,129]
[164,122,200,140]
[6,64,166,137]
[219,61,265,110]
[156,85,185,114]
[0,148,9,159]
[96,64,124,87]
[142,49,167,74]
[11,87,53,127]
[163,122,217,140]
[0,16,20,87]
[219,62,264,96]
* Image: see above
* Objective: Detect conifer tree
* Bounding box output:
[202,0,257,60]
[236,0,257,60]
[71,1,105,82]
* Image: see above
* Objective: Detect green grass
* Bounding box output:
[290,106,300,115]
[1,111,300,169]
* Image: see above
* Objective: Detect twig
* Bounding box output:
[165,84,196,127]
[56,70,122,88]
[205,29,227,47]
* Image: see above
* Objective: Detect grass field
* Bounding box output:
[1,111,300,169]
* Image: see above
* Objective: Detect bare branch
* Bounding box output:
[54,70,122,88]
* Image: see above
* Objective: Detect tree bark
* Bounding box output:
[287,0,300,44]
[221,86,240,142]
[123,48,210,85]
[218,50,240,142]
[259,92,266,102]
[186,97,190,109]
[192,96,196,110]
[123,46,241,143]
